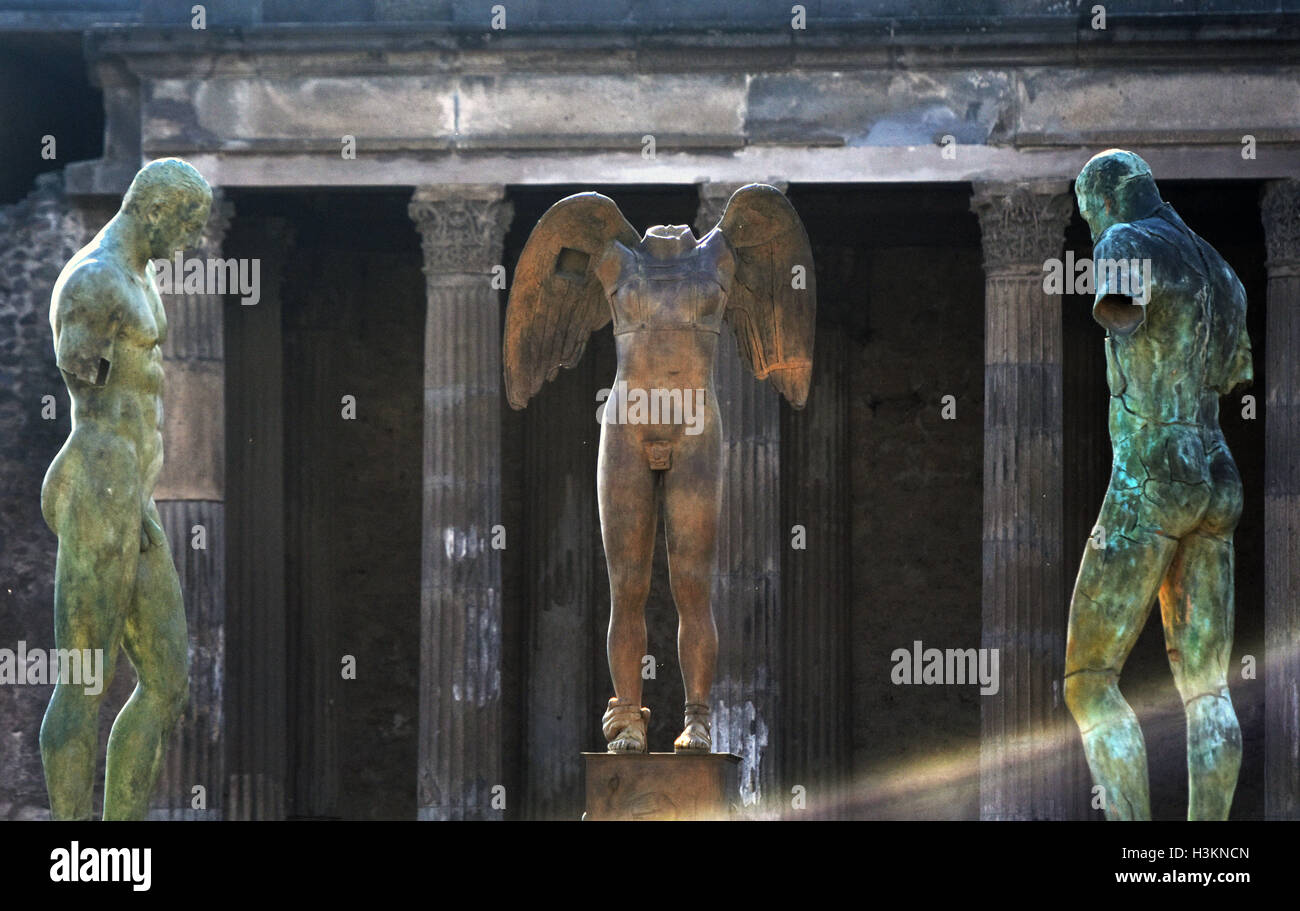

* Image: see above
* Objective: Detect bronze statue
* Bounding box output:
[504,184,815,753]
[1065,149,1252,820]
[40,158,211,819]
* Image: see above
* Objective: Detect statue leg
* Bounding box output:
[104,504,189,820]
[1064,486,1178,821]
[39,444,137,820]
[1158,455,1242,819]
[662,426,722,752]
[597,425,657,750]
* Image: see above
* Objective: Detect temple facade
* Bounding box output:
[1,0,1297,820]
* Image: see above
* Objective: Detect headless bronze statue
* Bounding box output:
[40,158,211,819]
[504,185,815,753]
[1065,150,1252,820]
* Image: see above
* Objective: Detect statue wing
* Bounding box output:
[503,193,640,409]
[715,184,817,409]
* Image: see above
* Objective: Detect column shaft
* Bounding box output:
[410,186,513,820]
[1261,180,1300,819]
[971,181,1076,820]
[521,351,599,820]
[150,193,234,819]
[697,183,783,810]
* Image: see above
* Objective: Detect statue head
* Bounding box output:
[641,224,696,258]
[121,158,213,258]
[1075,149,1163,243]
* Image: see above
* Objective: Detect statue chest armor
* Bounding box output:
[609,244,730,336]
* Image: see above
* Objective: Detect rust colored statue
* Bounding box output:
[504,184,815,754]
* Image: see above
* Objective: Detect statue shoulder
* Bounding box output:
[1094,222,1156,261]
[50,255,136,385]
[594,240,635,295]
[52,254,131,317]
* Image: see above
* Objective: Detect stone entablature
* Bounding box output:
[63,26,1300,194]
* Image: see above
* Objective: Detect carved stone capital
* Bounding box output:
[200,190,235,255]
[695,179,789,235]
[971,180,1073,274]
[1262,179,1300,271]
[409,185,513,275]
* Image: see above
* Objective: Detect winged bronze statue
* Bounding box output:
[504,183,815,754]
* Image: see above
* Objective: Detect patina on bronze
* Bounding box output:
[1065,149,1253,820]
[40,158,211,819]
[504,184,815,754]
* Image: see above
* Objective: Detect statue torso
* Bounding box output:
[50,247,168,493]
[596,232,734,393]
[601,233,733,337]
[1096,208,1250,443]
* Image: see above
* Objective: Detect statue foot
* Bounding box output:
[673,703,711,752]
[602,698,650,753]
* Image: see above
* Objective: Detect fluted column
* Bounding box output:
[521,348,600,820]
[971,181,1076,820]
[696,181,784,811]
[1261,180,1300,819]
[150,191,234,820]
[410,185,513,820]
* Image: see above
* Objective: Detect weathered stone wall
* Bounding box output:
[847,241,986,819]
[271,191,424,820]
[768,185,989,819]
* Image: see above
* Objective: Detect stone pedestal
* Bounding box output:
[582,752,742,821]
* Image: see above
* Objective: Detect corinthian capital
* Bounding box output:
[971,181,1073,274]
[408,185,513,275]
[1262,179,1300,271]
[199,190,235,256]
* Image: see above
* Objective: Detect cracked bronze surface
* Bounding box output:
[1065,149,1251,821]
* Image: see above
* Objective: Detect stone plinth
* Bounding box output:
[582,752,742,821]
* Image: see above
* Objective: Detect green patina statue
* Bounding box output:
[1065,149,1253,820]
[40,158,212,820]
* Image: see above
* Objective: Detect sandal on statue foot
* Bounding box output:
[673,702,711,752]
[602,697,650,753]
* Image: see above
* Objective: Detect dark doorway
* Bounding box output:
[224,189,424,820]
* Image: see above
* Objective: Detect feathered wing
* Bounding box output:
[503,193,639,409]
[715,184,817,408]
